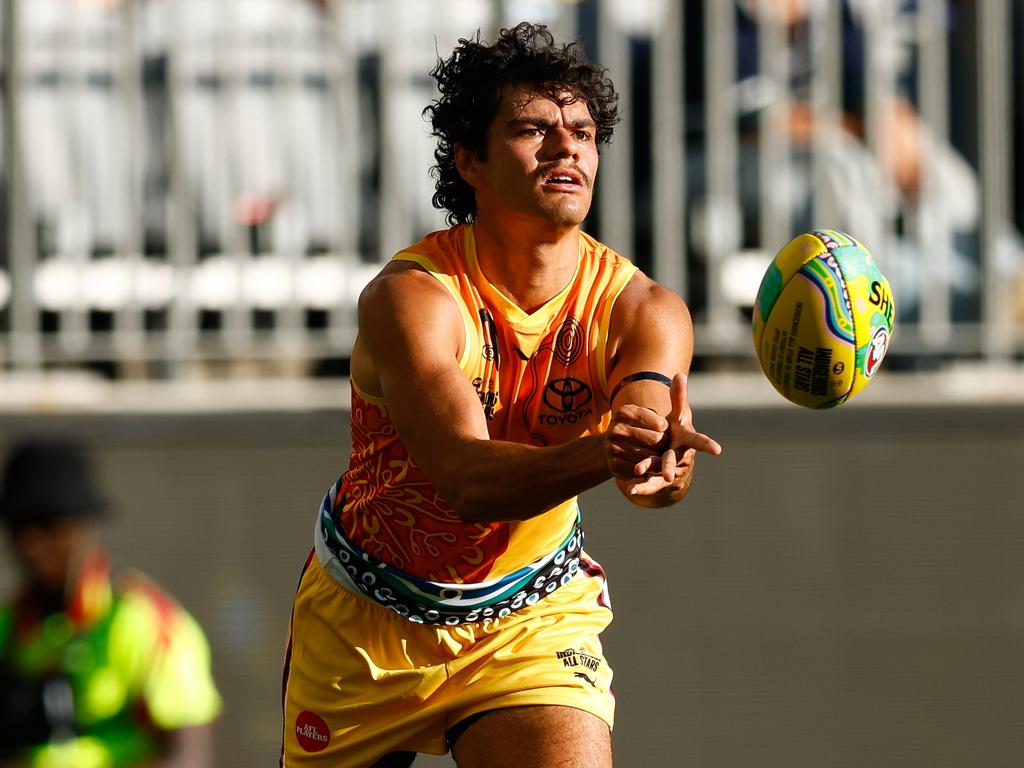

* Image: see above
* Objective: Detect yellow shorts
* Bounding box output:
[280,550,615,767]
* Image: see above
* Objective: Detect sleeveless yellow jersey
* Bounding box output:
[338,224,637,584]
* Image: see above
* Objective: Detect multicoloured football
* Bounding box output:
[752,229,895,409]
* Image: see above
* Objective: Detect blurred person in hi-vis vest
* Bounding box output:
[0,439,222,768]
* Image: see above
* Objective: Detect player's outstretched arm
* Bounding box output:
[605,273,722,508]
[356,262,613,524]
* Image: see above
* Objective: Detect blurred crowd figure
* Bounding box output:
[681,0,1013,329]
[4,0,1024,359]
[0,439,221,768]
[15,0,350,261]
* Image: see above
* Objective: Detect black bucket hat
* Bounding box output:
[0,439,108,531]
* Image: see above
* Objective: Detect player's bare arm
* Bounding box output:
[355,261,610,524]
[605,272,723,507]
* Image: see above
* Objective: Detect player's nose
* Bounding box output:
[545,125,580,158]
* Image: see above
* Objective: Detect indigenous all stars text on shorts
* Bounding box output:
[556,648,601,673]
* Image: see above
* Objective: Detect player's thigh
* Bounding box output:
[450,705,612,768]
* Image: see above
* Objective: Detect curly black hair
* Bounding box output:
[423,22,620,225]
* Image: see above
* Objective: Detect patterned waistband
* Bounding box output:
[316,478,583,625]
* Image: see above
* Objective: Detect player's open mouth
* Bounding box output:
[542,171,584,189]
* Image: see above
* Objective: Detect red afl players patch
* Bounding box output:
[295,711,331,753]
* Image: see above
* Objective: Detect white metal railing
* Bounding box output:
[1,0,1022,375]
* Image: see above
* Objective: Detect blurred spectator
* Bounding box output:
[772,1,992,321]
[683,0,995,327]
[0,440,221,768]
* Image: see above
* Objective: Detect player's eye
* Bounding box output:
[574,130,593,142]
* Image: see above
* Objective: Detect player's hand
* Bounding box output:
[624,374,722,500]
[603,402,673,482]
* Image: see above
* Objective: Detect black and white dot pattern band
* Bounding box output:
[316,479,584,625]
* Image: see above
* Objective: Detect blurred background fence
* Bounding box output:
[2,1,1024,767]
[2,0,1023,377]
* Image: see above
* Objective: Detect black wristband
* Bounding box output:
[608,371,673,403]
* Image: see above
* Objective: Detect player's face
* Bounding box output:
[464,85,599,228]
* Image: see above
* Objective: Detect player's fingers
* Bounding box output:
[660,448,678,481]
[608,457,644,481]
[615,404,669,432]
[628,475,670,496]
[608,422,668,450]
[630,456,655,475]
[606,437,667,466]
[668,373,688,422]
[608,422,671,457]
[609,449,661,479]
[674,430,723,456]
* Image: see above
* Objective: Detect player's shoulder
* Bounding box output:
[577,233,684,319]
[358,258,457,317]
[404,225,465,253]
[616,269,689,316]
[362,226,466,300]
[394,225,468,275]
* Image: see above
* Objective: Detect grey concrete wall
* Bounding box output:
[1,401,1022,767]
